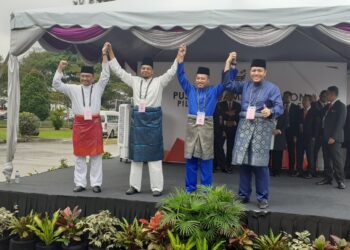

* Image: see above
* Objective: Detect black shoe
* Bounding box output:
[237,196,249,204]
[292,171,302,177]
[316,179,332,185]
[258,200,269,209]
[125,186,139,195]
[152,191,162,197]
[304,174,313,179]
[73,186,86,192]
[337,182,346,189]
[92,186,101,193]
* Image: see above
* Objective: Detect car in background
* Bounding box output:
[100,110,119,138]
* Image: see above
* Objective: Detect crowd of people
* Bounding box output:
[52,42,349,210]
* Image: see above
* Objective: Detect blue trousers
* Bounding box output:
[238,165,269,202]
[186,157,213,192]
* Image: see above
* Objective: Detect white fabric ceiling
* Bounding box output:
[10,0,350,30]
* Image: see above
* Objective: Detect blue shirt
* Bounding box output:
[223,69,283,118]
[177,63,238,116]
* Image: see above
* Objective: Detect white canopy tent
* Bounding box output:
[4,0,350,180]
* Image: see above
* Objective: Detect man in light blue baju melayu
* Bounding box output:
[223,54,283,209]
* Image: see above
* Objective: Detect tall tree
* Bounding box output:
[20,70,51,121]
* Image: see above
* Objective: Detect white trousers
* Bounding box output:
[74,154,103,187]
[129,160,163,192]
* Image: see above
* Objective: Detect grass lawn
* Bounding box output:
[37,128,72,139]
[0,128,6,140]
[0,127,72,140]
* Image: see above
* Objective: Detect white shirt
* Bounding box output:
[52,63,110,115]
[109,58,177,107]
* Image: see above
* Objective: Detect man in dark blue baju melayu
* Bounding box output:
[176,44,238,192]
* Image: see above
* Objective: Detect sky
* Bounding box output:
[0,0,72,58]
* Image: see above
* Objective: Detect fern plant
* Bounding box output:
[160,185,245,243]
[253,229,289,250]
[26,210,66,246]
[167,230,196,250]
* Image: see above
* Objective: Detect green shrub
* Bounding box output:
[49,108,65,130]
[159,186,245,243]
[19,112,40,137]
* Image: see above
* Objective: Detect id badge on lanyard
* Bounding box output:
[84,106,92,120]
[246,106,256,120]
[196,111,206,125]
[138,101,146,113]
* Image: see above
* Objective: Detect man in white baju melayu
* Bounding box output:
[108,44,181,196]
[52,42,111,193]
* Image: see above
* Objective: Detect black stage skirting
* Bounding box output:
[0,159,350,240]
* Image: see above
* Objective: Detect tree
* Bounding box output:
[20,70,50,121]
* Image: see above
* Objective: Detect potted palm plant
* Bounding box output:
[9,210,37,250]
[56,206,86,250]
[26,210,66,250]
[160,185,245,244]
[0,207,14,250]
[77,210,118,250]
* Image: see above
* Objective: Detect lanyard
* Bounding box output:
[248,83,263,107]
[81,85,93,107]
[196,88,208,112]
[139,78,154,100]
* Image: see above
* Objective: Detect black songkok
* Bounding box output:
[141,57,154,68]
[250,59,266,69]
[196,67,210,76]
[80,66,94,74]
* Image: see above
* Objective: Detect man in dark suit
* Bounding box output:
[343,105,350,179]
[312,90,328,174]
[283,91,300,176]
[222,91,241,171]
[316,86,347,189]
[213,99,226,172]
[296,95,320,178]
[270,112,288,176]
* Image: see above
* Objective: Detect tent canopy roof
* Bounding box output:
[11,0,350,30]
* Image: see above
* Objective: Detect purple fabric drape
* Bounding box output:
[48,25,107,42]
[335,23,350,32]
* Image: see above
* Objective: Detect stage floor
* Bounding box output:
[0,159,350,237]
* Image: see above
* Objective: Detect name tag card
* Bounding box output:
[246,106,256,120]
[196,112,206,125]
[84,106,92,120]
[138,101,146,113]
